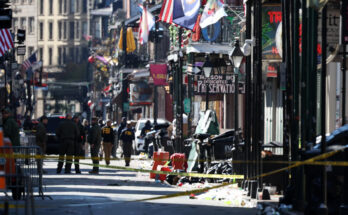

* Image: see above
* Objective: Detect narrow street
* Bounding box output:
[26,157,258,215]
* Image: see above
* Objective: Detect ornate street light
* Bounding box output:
[229,39,244,146]
[203,55,213,111]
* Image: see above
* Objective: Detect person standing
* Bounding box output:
[36,115,48,174]
[101,120,114,165]
[82,119,90,157]
[117,117,127,157]
[73,115,85,174]
[119,121,135,166]
[56,113,79,174]
[141,120,152,154]
[88,117,101,174]
[2,108,20,147]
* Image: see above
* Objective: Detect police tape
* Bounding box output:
[1,153,348,167]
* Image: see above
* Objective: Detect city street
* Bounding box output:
[24,157,258,215]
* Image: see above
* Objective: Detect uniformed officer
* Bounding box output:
[102,120,114,165]
[120,121,135,166]
[36,115,48,174]
[88,117,102,174]
[56,113,79,174]
[73,115,85,174]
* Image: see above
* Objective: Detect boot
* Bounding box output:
[57,161,63,173]
[75,164,81,174]
[65,163,72,174]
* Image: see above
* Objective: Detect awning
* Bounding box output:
[129,69,150,79]
[91,7,113,16]
[186,43,233,55]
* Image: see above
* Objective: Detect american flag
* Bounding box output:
[22,53,37,71]
[138,4,155,45]
[0,29,14,57]
[159,0,173,24]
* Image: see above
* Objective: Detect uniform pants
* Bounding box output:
[122,141,132,165]
[102,142,113,165]
[90,143,101,172]
[74,141,83,172]
[57,139,75,173]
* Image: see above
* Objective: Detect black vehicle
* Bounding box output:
[46,115,65,154]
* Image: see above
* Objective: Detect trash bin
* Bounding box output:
[211,131,235,160]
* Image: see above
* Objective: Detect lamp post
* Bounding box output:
[229,40,244,149]
[203,55,212,111]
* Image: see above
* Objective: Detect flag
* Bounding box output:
[138,4,155,45]
[172,0,200,30]
[0,29,14,57]
[159,0,174,24]
[200,0,227,28]
[21,53,37,71]
[83,34,93,41]
[103,84,112,92]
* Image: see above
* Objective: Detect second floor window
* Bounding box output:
[49,0,53,15]
[40,0,44,15]
[28,17,34,34]
[70,0,75,14]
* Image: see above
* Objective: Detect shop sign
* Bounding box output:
[262,5,282,60]
[150,64,168,86]
[184,98,191,114]
[194,74,245,94]
[129,81,153,106]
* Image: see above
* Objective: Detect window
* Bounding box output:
[58,47,62,64]
[70,0,75,14]
[59,1,63,14]
[49,22,53,40]
[40,0,44,15]
[49,0,53,15]
[48,48,53,65]
[63,21,67,39]
[39,22,43,40]
[64,0,67,14]
[58,21,62,40]
[28,47,34,55]
[82,21,87,38]
[12,18,18,31]
[76,0,80,13]
[82,0,87,13]
[20,18,26,29]
[28,17,34,34]
[39,47,43,61]
[69,22,74,39]
[69,47,74,61]
[75,22,79,39]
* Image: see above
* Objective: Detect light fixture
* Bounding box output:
[202,55,213,78]
[229,40,244,68]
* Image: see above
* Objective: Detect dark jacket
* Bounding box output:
[36,122,47,144]
[88,123,101,145]
[117,122,126,139]
[3,117,20,146]
[120,127,135,143]
[141,124,152,137]
[102,125,114,143]
[56,119,79,141]
[76,122,85,143]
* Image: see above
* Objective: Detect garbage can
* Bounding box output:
[212,136,235,160]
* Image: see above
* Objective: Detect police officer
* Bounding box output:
[73,115,85,174]
[141,120,152,154]
[56,113,79,174]
[36,115,48,174]
[120,121,135,166]
[88,117,101,174]
[2,108,20,147]
[102,120,114,165]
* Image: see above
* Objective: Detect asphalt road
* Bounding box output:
[1,156,257,215]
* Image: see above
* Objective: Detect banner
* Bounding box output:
[150,64,168,86]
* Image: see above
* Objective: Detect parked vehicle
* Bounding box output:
[134,118,170,154]
[46,115,65,154]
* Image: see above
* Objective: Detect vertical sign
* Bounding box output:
[262,5,282,60]
[343,0,348,43]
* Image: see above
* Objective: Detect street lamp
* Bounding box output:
[203,55,213,111]
[229,40,244,146]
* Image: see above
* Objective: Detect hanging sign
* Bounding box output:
[194,74,245,94]
[150,64,168,86]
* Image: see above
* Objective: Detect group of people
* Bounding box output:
[54,115,135,174]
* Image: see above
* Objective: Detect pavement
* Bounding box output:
[0,154,259,215]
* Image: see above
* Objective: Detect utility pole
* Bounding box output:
[121,24,128,118]
[342,1,347,125]
[153,15,158,125]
